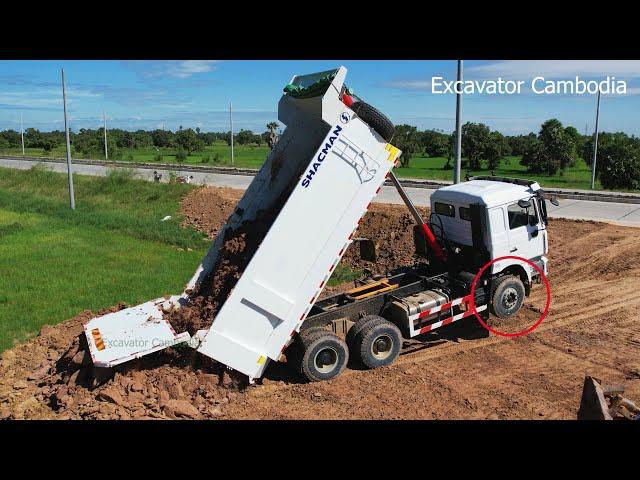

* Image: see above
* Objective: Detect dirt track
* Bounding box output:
[1,186,639,420]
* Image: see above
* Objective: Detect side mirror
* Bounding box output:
[356,238,377,262]
[518,199,532,209]
[531,229,539,237]
[550,196,560,207]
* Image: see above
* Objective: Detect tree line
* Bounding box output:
[391,119,639,190]
[1,120,638,190]
[0,124,280,158]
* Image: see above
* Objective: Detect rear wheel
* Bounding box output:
[490,275,525,318]
[289,328,349,382]
[348,316,402,369]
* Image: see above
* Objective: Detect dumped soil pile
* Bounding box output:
[340,204,429,276]
[179,187,242,238]
[2,186,640,419]
[168,185,296,335]
[0,303,245,420]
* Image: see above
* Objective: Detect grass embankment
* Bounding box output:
[0,166,208,352]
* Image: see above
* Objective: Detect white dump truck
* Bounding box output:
[83,66,554,383]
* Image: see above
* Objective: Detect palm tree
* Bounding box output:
[266,122,278,134]
[266,122,279,150]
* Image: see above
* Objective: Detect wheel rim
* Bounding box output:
[502,287,519,309]
[371,334,394,361]
[314,347,339,373]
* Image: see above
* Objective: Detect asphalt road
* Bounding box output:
[3,157,640,226]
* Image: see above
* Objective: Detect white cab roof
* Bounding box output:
[432,179,540,207]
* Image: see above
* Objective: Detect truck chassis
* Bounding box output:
[285,264,496,381]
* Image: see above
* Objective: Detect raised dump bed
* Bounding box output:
[83,66,401,381]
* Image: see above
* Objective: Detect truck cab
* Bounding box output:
[429,176,549,301]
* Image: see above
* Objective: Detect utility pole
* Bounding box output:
[590,90,601,190]
[229,100,235,167]
[20,113,25,155]
[103,111,108,160]
[61,68,76,210]
[454,60,463,184]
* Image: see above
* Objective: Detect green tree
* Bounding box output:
[152,129,173,148]
[484,131,508,170]
[442,132,456,170]
[236,129,255,145]
[538,119,576,170]
[175,128,204,154]
[132,130,153,149]
[506,133,537,156]
[393,124,419,167]
[0,130,21,148]
[585,132,640,190]
[564,125,584,159]
[521,119,576,175]
[266,122,278,133]
[461,122,492,170]
[420,129,450,157]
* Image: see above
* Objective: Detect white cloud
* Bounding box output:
[139,60,220,79]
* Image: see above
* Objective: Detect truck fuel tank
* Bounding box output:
[387,290,450,330]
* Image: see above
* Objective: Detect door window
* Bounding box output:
[507,201,538,229]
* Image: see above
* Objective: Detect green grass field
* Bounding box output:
[0,166,208,352]
[2,143,615,191]
[395,155,604,190]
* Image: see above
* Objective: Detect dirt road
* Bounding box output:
[1,186,639,420]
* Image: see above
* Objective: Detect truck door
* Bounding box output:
[505,197,545,261]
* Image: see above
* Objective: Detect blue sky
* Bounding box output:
[1,60,639,136]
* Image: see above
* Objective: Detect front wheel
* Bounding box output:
[490,275,525,318]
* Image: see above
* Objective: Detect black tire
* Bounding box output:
[345,315,383,349]
[351,101,395,142]
[295,329,349,382]
[285,326,329,373]
[490,275,526,318]
[350,316,402,369]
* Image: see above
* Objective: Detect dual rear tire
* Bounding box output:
[287,328,349,382]
[289,316,402,382]
[346,315,402,370]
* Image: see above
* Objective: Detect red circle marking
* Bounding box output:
[469,255,551,338]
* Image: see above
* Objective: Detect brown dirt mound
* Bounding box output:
[341,204,429,275]
[0,302,246,420]
[168,186,294,335]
